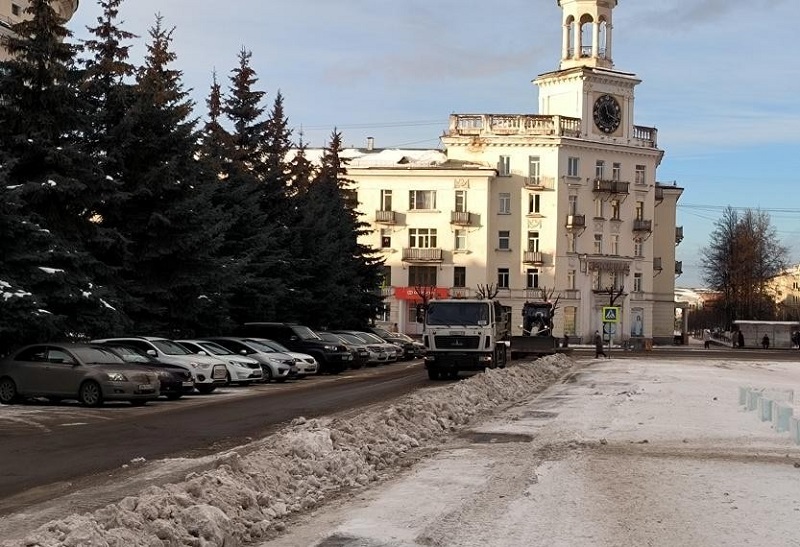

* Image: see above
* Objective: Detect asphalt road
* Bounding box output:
[0,360,429,514]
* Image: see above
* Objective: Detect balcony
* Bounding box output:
[402,248,443,263]
[655,187,664,202]
[522,251,546,265]
[375,210,397,224]
[447,114,582,138]
[565,214,585,229]
[592,179,630,194]
[676,226,684,245]
[450,211,472,226]
[524,288,545,300]
[633,219,652,233]
[379,286,394,297]
[675,261,683,276]
[561,289,580,300]
[654,257,663,271]
[524,176,555,190]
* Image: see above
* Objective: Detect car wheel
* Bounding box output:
[166,393,183,400]
[263,369,273,383]
[427,369,440,381]
[196,384,216,394]
[79,381,103,407]
[0,377,19,405]
[129,400,148,407]
[225,372,232,386]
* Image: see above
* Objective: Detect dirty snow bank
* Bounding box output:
[8,355,573,547]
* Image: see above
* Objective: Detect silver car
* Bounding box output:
[175,339,263,385]
[204,338,296,382]
[0,343,160,407]
[244,337,319,377]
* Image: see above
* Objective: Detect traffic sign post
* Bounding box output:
[601,307,621,357]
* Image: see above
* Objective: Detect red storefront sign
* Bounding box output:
[393,286,450,301]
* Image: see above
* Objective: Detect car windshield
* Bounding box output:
[357,332,385,344]
[71,347,126,365]
[337,333,364,345]
[108,346,150,363]
[291,326,322,340]
[197,341,234,356]
[244,339,280,354]
[426,302,490,326]
[152,340,192,355]
[259,339,290,352]
[318,332,342,343]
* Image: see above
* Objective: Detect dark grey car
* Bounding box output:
[0,343,160,407]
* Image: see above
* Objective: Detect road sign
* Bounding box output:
[603,323,617,335]
[602,306,620,323]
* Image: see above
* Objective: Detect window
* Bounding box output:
[454,267,466,288]
[567,269,576,290]
[499,192,511,214]
[11,3,21,16]
[592,270,601,290]
[527,231,540,252]
[498,155,511,177]
[612,272,622,290]
[610,199,620,220]
[526,268,540,289]
[567,157,579,177]
[455,190,467,212]
[567,232,576,253]
[595,160,605,179]
[380,228,391,248]
[634,272,643,292]
[528,156,541,183]
[528,193,541,214]
[594,198,604,218]
[610,234,619,255]
[497,268,510,289]
[634,238,643,257]
[409,228,437,248]
[381,189,393,211]
[454,229,467,251]
[612,162,621,181]
[635,201,644,220]
[594,234,603,254]
[409,190,436,210]
[564,306,577,335]
[635,165,646,185]
[568,195,578,216]
[409,266,437,286]
[498,230,511,250]
[378,303,390,322]
[382,265,392,287]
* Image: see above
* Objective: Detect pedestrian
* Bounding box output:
[703,329,711,349]
[562,332,569,349]
[594,330,606,359]
[737,330,745,349]
[762,334,770,350]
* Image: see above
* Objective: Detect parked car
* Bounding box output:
[237,323,353,374]
[330,330,396,366]
[175,339,263,385]
[242,338,319,377]
[0,343,160,407]
[317,331,368,369]
[363,327,426,360]
[203,337,295,382]
[104,344,195,400]
[347,331,402,362]
[92,337,228,394]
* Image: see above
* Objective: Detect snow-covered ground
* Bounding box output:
[3,353,800,547]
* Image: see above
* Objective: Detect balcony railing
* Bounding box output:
[655,187,664,202]
[561,289,580,300]
[524,176,555,190]
[450,211,472,226]
[676,226,684,245]
[654,257,663,271]
[448,114,582,138]
[379,286,394,297]
[375,210,397,224]
[633,219,652,233]
[565,214,585,229]
[522,251,545,265]
[592,179,630,194]
[524,288,545,300]
[402,248,443,262]
[675,261,683,276]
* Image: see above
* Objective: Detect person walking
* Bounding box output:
[762,334,770,350]
[703,329,711,349]
[737,330,745,349]
[594,330,606,359]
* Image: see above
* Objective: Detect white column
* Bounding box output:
[562,23,570,61]
[592,21,600,59]
[573,22,581,60]
[606,24,614,63]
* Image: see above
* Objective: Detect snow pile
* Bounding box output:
[8,355,572,547]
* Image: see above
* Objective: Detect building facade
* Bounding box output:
[343,0,684,344]
[0,0,79,60]
[767,265,800,321]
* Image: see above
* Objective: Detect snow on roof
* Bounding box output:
[288,148,486,170]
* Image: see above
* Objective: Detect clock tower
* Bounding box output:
[535,0,640,141]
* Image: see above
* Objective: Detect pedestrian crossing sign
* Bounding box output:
[602,306,620,323]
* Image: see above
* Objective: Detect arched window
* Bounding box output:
[566,16,576,58]
[580,15,594,58]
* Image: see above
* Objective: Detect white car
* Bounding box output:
[245,337,319,377]
[91,337,228,393]
[204,338,296,383]
[175,339,263,385]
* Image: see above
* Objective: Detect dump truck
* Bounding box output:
[421,298,511,380]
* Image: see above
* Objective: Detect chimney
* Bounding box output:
[367,136,375,151]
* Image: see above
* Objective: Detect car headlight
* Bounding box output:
[107,372,128,382]
[157,371,171,378]
[323,344,338,351]
[231,360,250,367]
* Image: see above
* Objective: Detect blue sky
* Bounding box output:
[67,0,800,287]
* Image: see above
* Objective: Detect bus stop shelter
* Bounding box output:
[733,320,800,349]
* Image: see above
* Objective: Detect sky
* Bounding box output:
[4,352,800,545]
[66,0,800,287]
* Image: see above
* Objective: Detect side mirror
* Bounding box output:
[147,349,157,357]
[240,350,248,355]
[198,350,207,356]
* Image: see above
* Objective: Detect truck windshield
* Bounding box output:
[426,302,490,326]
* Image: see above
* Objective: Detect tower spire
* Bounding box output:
[557,0,617,70]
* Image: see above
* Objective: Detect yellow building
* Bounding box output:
[768,265,800,321]
[331,0,685,345]
[0,0,79,60]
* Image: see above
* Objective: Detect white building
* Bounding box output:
[0,0,79,60]
[340,0,683,344]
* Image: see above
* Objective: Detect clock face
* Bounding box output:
[593,94,621,134]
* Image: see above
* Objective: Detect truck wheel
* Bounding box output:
[427,369,440,380]
[499,345,507,368]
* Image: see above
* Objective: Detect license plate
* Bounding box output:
[212,368,227,379]
[182,381,194,387]
[138,384,155,391]
[344,354,352,360]
[451,331,464,336]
